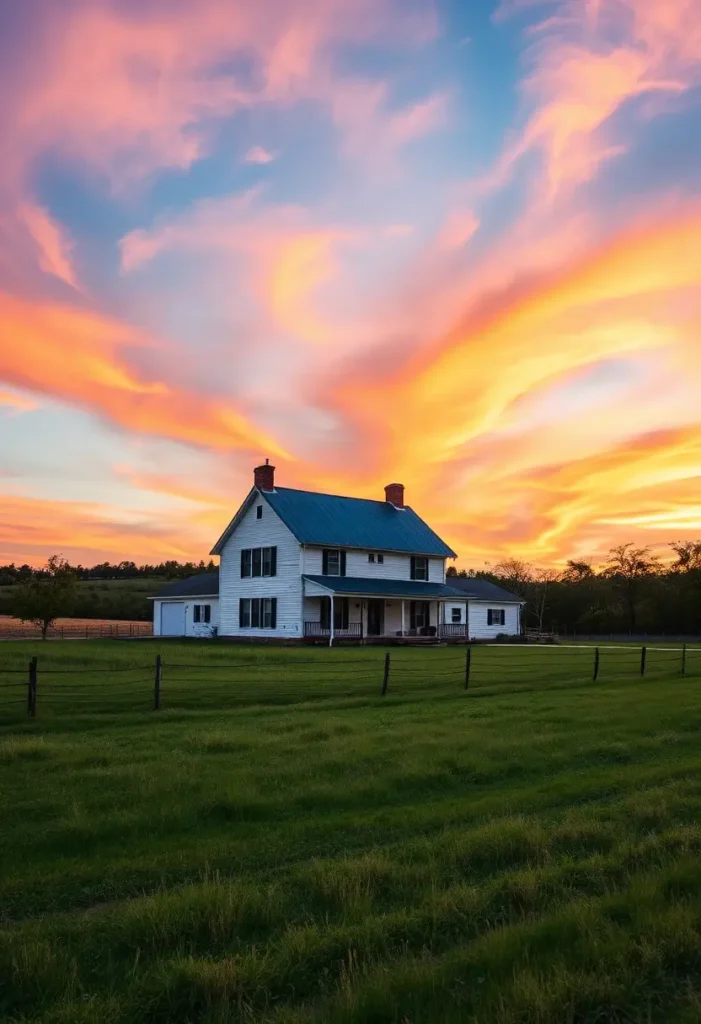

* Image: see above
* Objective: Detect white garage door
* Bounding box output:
[161,602,186,636]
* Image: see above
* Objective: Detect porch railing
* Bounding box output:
[438,624,468,638]
[304,621,362,638]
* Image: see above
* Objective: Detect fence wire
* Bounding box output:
[0,643,698,721]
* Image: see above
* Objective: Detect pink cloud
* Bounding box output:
[330,80,449,167]
[479,0,701,202]
[18,203,79,289]
[5,0,441,189]
[243,146,277,165]
[0,389,37,414]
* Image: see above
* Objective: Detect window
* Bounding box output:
[368,553,375,563]
[262,597,275,628]
[239,597,277,629]
[193,604,211,624]
[368,552,384,564]
[410,556,428,581]
[451,607,462,624]
[240,546,277,578]
[320,596,349,631]
[322,549,346,576]
[410,601,430,630]
[256,505,263,520]
[487,608,506,627]
[378,553,384,564]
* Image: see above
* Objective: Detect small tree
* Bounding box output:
[532,568,560,632]
[12,556,76,639]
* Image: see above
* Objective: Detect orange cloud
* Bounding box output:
[0,291,290,458]
[0,389,37,414]
[0,493,216,565]
[268,231,351,344]
[323,209,701,561]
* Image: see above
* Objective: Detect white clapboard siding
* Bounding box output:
[468,603,521,640]
[152,598,220,637]
[219,498,303,637]
[302,547,445,582]
[444,601,470,628]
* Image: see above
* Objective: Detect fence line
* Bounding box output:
[0,621,152,641]
[0,643,698,721]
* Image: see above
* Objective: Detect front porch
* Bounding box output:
[302,575,470,644]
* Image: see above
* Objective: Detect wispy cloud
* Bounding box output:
[18,203,79,289]
[243,145,277,165]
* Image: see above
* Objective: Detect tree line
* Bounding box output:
[0,559,217,586]
[4,542,701,638]
[447,542,701,636]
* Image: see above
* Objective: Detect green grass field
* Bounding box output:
[2,639,701,1023]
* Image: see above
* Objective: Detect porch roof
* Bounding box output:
[302,575,468,600]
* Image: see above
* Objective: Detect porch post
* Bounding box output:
[401,600,405,637]
[360,600,364,642]
[330,593,335,647]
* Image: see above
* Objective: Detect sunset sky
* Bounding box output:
[0,0,700,569]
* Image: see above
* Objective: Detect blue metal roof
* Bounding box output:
[303,575,466,598]
[445,577,524,603]
[151,571,219,599]
[262,487,456,557]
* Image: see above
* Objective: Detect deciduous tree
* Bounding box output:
[12,556,76,639]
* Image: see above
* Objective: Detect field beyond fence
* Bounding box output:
[1,641,699,721]
[0,616,152,640]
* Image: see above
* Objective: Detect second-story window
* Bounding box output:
[368,552,385,564]
[410,556,429,581]
[241,546,277,578]
[256,505,263,519]
[322,549,346,576]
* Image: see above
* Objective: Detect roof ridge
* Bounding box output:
[274,485,413,509]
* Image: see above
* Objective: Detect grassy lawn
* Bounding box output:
[2,640,701,1023]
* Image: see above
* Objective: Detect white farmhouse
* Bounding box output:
[151,462,524,641]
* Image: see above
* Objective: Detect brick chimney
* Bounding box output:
[254,459,275,492]
[384,482,404,508]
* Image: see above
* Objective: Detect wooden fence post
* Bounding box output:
[681,643,687,676]
[27,656,37,717]
[640,646,647,677]
[154,654,162,710]
[381,652,390,696]
[593,647,600,682]
[465,645,472,690]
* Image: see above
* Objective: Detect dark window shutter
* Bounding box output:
[270,546,277,577]
[410,557,416,580]
[239,599,244,627]
[240,549,246,576]
[340,550,346,577]
[322,550,329,575]
[488,609,493,626]
[271,598,277,629]
[204,605,211,623]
